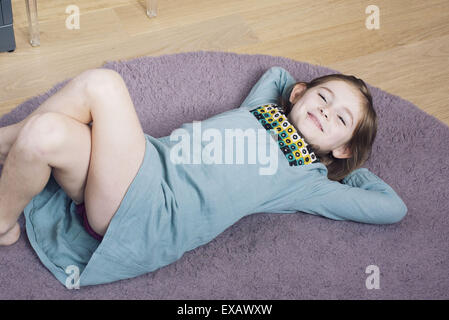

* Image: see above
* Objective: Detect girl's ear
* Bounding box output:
[332,144,353,159]
[289,83,307,104]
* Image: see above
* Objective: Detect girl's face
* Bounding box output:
[287,80,363,158]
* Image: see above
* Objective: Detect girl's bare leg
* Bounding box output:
[0,112,91,246]
[0,68,146,244]
[0,68,100,245]
[0,70,95,245]
[0,70,94,163]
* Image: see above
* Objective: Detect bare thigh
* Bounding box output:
[47,114,92,205]
[83,69,146,237]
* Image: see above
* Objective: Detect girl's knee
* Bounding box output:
[81,68,124,98]
[15,112,69,158]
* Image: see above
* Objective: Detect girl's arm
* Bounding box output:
[239,66,297,109]
[298,168,408,225]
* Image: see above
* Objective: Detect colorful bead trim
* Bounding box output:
[249,104,320,166]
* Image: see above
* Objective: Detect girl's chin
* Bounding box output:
[298,124,321,144]
[296,125,313,141]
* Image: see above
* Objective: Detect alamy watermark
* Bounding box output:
[365,5,380,30]
[65,265,80,289]
[65,5,80,30]
[169,121,279,175]
[365,264,380,289]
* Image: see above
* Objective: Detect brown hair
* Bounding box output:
[280,74,377,182]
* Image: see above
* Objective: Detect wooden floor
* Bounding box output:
[1,0,448,126]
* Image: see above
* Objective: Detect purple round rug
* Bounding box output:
[0,51,448,299]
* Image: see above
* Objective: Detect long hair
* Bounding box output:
[280,74,377,182]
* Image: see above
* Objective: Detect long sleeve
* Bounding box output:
[298,168,408,225]
[239,66,297,109]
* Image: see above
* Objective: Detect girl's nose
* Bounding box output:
[320,107,329,119]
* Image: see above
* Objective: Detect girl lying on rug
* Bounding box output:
[0,66,407,287]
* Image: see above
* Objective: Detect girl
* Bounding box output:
[0,66,407,287]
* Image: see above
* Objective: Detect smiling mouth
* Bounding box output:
[308,112,323,132]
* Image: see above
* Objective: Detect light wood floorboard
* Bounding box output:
[1,0,447,125]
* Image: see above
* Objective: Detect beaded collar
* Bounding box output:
[249,104,320,166]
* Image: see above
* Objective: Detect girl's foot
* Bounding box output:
[0,222,21,246]
[0,148,9,164]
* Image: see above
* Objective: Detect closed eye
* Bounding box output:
[319,92,346,125]
[318,93,326,102]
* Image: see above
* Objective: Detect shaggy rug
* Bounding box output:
[0,51,448,299]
